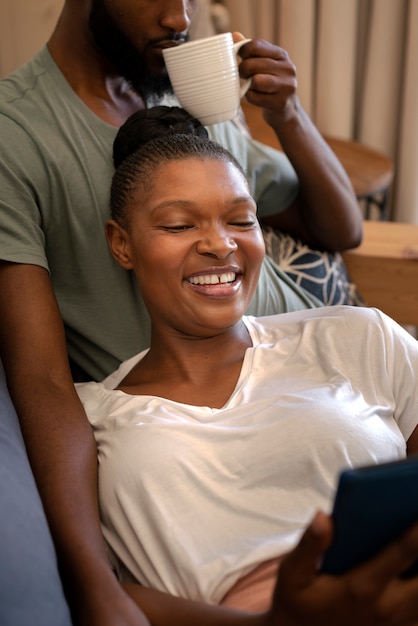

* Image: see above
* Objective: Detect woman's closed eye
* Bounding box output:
[160,224,195,232]
[160,220,256,232]
[229,219,257,228]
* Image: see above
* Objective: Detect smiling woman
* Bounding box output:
[106,151,265,342]
[72,104,418,626]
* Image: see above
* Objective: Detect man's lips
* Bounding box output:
[152,37,187,51]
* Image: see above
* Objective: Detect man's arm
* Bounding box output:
[0,262,149,626]
[237,37,363,252]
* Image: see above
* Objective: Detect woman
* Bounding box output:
[76,107,418,625]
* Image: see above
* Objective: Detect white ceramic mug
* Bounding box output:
[162,32,251,126]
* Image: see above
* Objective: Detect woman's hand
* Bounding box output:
[267,511,418,626]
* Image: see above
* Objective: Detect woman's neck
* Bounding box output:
[117,320,252,408]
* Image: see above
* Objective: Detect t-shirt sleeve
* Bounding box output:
[0,113,50,270]
[207,119,299,217]
[373,309,418,441]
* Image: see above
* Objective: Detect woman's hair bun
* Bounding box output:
[113,106,209,168]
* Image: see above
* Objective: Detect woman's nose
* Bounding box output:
[196,228,238,259]
[159,0,194,34]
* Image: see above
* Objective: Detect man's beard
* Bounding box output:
[88,0,174,102]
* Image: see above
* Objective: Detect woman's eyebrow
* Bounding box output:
[149,195,256,214]
[148,199,197,214]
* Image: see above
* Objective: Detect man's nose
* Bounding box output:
[159,0,194,34]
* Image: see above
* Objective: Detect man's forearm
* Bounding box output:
[267,100,363,251]
[0,262,149,625]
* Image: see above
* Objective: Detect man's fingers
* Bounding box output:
[232,31,247,44]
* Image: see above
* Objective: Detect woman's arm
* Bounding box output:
[125,512,418,626]
[0,262,149,626]
[407,425,418,455]
[123,584,266,626]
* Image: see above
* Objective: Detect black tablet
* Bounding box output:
[320,455,418,577]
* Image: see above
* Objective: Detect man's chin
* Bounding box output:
[127,72,174,104]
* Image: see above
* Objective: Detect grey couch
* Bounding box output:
[0,360,72,626]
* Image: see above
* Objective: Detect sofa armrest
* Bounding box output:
[342,221,418,327]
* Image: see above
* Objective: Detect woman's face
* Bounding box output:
[107,157,265,338]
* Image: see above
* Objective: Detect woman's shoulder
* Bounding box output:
[244,306,392,344]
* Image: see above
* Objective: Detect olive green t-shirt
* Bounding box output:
[0,47,320,380]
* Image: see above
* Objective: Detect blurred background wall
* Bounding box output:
[0,0,63,77]
[219,0,418,224]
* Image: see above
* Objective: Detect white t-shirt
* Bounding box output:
[76,306,418,604]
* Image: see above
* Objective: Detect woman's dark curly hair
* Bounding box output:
[110,106,247,228]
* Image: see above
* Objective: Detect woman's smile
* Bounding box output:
[185,269,242,298]
[187,271,237,286]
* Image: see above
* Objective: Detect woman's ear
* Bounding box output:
[105,220,134,269]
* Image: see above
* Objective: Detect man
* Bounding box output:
[0,1,362,623]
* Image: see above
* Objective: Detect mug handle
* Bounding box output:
[233,38,252,98]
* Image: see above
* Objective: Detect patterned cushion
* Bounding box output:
[262,226,364,306]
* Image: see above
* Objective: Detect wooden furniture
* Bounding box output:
[241,101,394,219]
[342,221,418,327]
[322,136,394,219]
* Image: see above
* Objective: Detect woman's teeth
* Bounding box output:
[188,272,236,286]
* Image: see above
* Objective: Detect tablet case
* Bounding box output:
[320,455,418,577]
